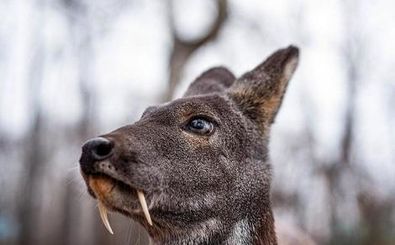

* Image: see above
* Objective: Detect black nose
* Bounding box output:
[81,137,114,161]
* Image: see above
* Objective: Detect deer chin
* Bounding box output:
[88,175,153,233]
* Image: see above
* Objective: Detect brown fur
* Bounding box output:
[79,45,300,244]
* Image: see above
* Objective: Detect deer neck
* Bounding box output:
[226,209,277,245]
[225,174,278,244]
[150,205,277,245]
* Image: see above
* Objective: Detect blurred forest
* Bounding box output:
[0,0,394,244]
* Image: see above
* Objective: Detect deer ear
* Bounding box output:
[183,67,236,97]
[228,46,299,129]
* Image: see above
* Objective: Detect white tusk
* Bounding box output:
[137,190,153,226]
[98,202,114,234]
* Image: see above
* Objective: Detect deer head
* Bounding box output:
[79,45,299,244]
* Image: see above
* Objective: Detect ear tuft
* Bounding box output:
[264,45,299,82]
[228,45,300,130]
[184,67,235,97]
[240,45,299,85]
[277,46,299,81]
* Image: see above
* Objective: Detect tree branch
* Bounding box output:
[164,0,228,101]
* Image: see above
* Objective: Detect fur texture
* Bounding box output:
[79,45,300,244]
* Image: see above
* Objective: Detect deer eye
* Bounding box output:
[185,117,214,135]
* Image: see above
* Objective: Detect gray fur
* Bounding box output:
[79,45,300,244]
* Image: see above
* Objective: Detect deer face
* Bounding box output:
[79,46,299,240]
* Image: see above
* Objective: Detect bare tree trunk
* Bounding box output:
[320,2,364,243]
[17,3,46,244]
[58,1,102,244]
[300,2,364,242]
[18,114,45,245]
[163,0,228,101]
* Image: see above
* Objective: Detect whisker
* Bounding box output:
[126,219,132,245]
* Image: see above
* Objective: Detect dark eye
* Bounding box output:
[186,117,214,135]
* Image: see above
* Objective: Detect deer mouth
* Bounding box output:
[84,172,153,233]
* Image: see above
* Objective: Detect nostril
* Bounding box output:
[93,141,113,159]
[82,137,114,161]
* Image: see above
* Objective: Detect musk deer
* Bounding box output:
[79,45,303,244]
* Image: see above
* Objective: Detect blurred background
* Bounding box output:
[0,0,394,244]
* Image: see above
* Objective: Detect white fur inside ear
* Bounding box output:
[283,56,299,82]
